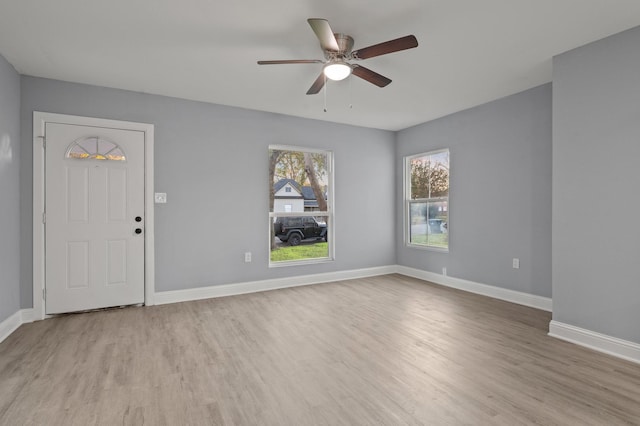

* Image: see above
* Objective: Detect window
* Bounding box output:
[66,136,126,161]
[405,149,449,250]
[269,145,333,265]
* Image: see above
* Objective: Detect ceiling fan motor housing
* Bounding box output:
[324,33,354,60]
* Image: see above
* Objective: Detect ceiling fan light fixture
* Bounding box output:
[323,61,352,81]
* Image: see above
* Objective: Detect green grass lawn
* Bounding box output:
[411,233,448,248]
[270,234,445,262]
[270,242,329,262]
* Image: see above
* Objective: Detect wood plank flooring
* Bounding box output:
[1,274,639,425]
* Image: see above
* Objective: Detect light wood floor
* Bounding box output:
[1,274,639,425]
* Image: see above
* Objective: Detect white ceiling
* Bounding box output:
[1,1,639,131]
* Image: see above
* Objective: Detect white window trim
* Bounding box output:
[404,148,450,252]
[269,144,334,267]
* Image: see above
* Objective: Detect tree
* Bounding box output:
[274,151,307,184]
[269,149,283,250]
[411,158,449,199]
[304,152,327,211]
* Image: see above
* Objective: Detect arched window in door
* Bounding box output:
[65,136,126,161]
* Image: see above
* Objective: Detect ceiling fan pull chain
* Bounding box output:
[323,74,328,112]
[349,75,353,109]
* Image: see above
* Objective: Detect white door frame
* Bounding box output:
[33,112,155,320]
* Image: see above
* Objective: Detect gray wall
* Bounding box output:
[553,26,640,343]
[0,54,21,322]
[396,84,552,298]
[20,76,396,306]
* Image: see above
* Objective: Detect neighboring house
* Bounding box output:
[273,179,326,212]
[273,179,304,212]
[301,186,323,211]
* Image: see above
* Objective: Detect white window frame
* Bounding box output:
[404,148,450,252]
[269,145,334,267]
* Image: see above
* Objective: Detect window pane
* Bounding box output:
[105,148,126,161]
[68,144,90,159]
[98,139,116,154]
[270,150,328,214]
[66,137,126,161]
[79,137,98,154]
[270,215,329,262]
[410,151,449,199]
[409,201,448,248]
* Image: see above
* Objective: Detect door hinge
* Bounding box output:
[43,288,46,300]
[37,135,45,148]
[42,212,46,224]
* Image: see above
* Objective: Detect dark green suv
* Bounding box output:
[274,217,328,246]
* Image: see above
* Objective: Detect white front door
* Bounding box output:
[45,122,145,314]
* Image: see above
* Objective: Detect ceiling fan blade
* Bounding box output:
[351,65,392,87]
[352,35,418,60]
[306,73,326,95]
[257,60,323,65]
[307,18,340,52]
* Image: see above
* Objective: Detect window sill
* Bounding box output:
[405,243,449,253]
[269,257,334,268]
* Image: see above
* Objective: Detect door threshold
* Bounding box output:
[48,303,145,317]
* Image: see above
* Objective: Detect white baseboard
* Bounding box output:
[0,310,23,344]
[4,265,552,344]
[0,309,37,344]
[154,265,552,311]
[549,320,640,365]
[395,265,552,312]
[21,309,36,324]
[154,265,397,305]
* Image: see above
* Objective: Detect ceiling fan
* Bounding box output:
[258,18,418,95]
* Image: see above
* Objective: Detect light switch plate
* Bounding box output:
[155,192,167,203]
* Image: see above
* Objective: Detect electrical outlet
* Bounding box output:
[442,267,447,276]
[244,252,252,263]
[513,258,520,269]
